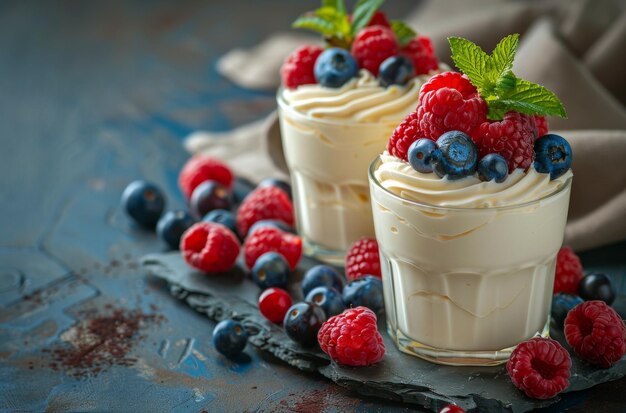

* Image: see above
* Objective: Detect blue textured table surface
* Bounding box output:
[0,1,624,412]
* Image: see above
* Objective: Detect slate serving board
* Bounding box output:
[141,252,626,413]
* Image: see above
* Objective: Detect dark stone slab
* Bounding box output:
[142,252,626,413]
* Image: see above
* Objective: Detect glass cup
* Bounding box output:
[368,156,573,366]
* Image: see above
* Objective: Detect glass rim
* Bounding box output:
[368,155,573,212]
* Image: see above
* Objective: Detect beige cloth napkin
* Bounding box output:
[194,0,626,252]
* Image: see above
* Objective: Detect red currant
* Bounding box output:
[440,405,465,413]
[258,288,293,324]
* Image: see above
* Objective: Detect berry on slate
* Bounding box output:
[180,222,240,273]
[236,186,294,238]
[439,405,466,413]
[305,286,346,318]
[564,300,626,368]
[281,45,324,89]
[190,180,232,218]
[318,306,385,366]
[378,55,414,87]
[408,138,439,173]
[243,226,302,270]
[553,246,583,295]
[232,176,256,205]
[551,293,584,328]
[121,180,166,229]
[578,273,616,306]
[258,178,292,200]
[283,302,326,346]
[387,111,425,162]
[258,287,293,324]
[345,238,381,281]
[402,35,439,76]
[203,209,237,237]
[534,134,573,180]
[156,210,196,250]
[302,265,344,296]
[477,153,509,183]
[248,219,294,237]
[212,319,248,358]
[179,155,233,199]
[432,130,478,179]
[314,48,359,88]
[252,252,290,290]
[506,337,571,399]
[351,25,399,76]
[342,276,384,315]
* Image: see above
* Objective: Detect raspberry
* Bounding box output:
[553,246,584,295]
[180,222,240,273]
[386,111,427,161]
[351,26,399,76]
[345,238,381,282]
[317,306,385,366]
[475,111,538,172]
[402,35,439,75]
[534,115,549,138]
[564,300,626,368]
[280,45,323,89]
[243,226,302,270]
[506,337,571,400]
[439,406,465,413]
[350,11,391,28]
[178,155,234,199]
[416,72,487,141]
[236,186,294,237]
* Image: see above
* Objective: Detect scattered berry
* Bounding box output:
[283,302,326,346]
[402,35,439,76]
[439,405,466,413]
[121,180,166,229]
[551,293,584,328]
[477,153,509,183]
[281,45,324,89]
[564,300,626,368]
[351,25,399,76]
[378,55,414,87]
[553,246,583,295]
[248,219,294,236]
[190,180,232,218]
[180,222,240,273]
[302,265,344,296]
[236,186,294,237]
[407,138,439,173]
[317,306,385,366]
[432,130,478,179]
[232,176,256,205]
[345,238,381,281]
[342,276,384,315]
[578,273,616,306]
[534,115,549,137]
[212,319,248,358]
[305,286,346,318]
[203,209,237,237]
[243,226,302,270]
[534,134,573,179]
[258,178,292,200]
[252,252,290,290]
[314,47,359,88]
[179,155,233,199]
[258,287,293,324]
[156,210,196,250]
[387,111,425,162]
[506,337,571,399]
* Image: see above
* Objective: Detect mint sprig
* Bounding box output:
[390,20,416,46]
[449,35,567,120]
[350,0,385,36]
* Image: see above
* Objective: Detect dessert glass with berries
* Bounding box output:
[369,35,574,365]
[277,1,442,264]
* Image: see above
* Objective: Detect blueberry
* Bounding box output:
[534,134,572,180]
[248,219,294,235]
[378,56,414,87]
[252,252,290,289]
[432,131,478,179]
[302,265,344,296]
[190,180,232,218]
[283,302,326,346]
[551,293,584,328]
[477,153,509,183]
[156,210,196,250]
[578,273,616,305]
[305,286,346,318]
[203,209,237,235]
[407,138,438,173]
[121,180,166,229]
[258,178,292,200]
[342,276,384,315]
[314,48,358,88]
[212,319,248,358]
[233,176,256,204]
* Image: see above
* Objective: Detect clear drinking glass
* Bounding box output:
[368,156,573,366]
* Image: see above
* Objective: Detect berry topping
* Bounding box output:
[212,319,248,358]
[551,293,584,328]
[203,209,237,237]
[258,287,293,324]
[432,130,478,179]
[477,153,509,183]
[402,35,439,76]
[302,265,345,296]
[280,45,324,89]
[534,115,549,137]
[317,306,385,366]
[251,252,290,290]
[439,405,466,413]
[342,276,384,315]
[236,186,294,237]
[180,222,240,273]
[232,176,256,205]
[387,111,425,162]
[578,273,616,306]
[554,246,584,295]
[305,286,346,318]
[179,155,233,199]
[564,300,626,368]
[190,180,232,218]
[345,238,381,281]
[378,55,414,87]
[121,181,166,229]
[283,302,326,346]
[534,134,573,180]
[243,226,302,270]
[351,25,399,76]
[408,138,438,173]
[507,337,572,400]
[156,210,196,250]
[314,48,359,88]
[258,178,292,200]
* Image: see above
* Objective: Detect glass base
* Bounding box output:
[302,237,346,267]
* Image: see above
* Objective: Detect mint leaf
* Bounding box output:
[292,14,337,36]
[491,78,567,119]
[391,20,416,46]
[351,0,385,36]
[322,0,346,14]
[488,34,518,84]
[448,36,489,92]
[316,6,351,40]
